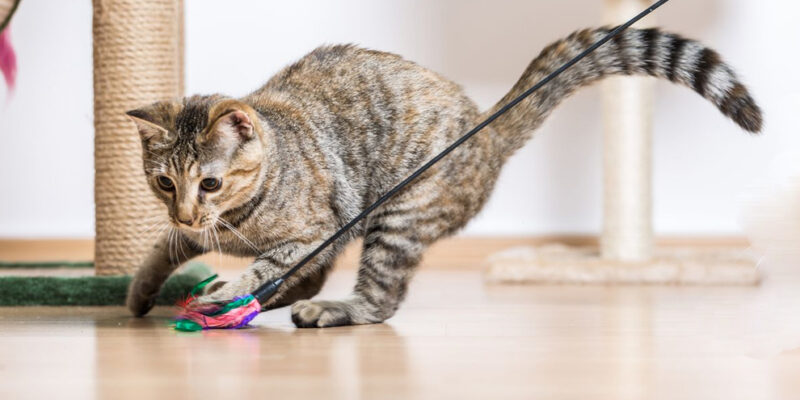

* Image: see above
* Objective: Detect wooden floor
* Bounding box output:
[1,239,799,399]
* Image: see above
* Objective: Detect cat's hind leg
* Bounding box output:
[291,222,426,327]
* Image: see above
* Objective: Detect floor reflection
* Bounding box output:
[92,307,410,399]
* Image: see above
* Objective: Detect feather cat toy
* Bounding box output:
[175,274,263,331]
[0,0,20,94]
[173,0,678,331]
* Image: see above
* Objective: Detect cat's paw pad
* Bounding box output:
[291,300,353,328]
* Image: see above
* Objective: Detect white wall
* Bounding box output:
[0,0,797,238]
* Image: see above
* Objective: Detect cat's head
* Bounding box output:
[126,95,267,232]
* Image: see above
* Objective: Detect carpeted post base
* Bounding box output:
[485,244,761,285]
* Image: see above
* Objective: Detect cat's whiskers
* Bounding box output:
[210,223,223,269]
[217,217,259,253]
[138,217,168,238]
[142,221,167,238]
[150,222,171,243]
[171,227,182,266]
[175,230,189,262]
[201,227,209,254]
[138,217,163,233]
[136,220,162,244]
[144,223,170,248]
[166,227,175,266]
[172,227,180,266]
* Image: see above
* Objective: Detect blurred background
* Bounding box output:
[0,0,797,238]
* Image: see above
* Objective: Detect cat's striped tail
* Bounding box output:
[486,27,763,154]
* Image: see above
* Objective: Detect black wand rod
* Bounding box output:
[252,0,670,303]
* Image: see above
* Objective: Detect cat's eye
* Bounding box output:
[200,177,222,192]
[156,176,174,191]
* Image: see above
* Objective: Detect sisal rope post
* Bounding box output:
[600,0,655,262]
[177,0,185,95]
[92,0,183,275]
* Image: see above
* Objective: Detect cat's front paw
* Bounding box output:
[291,299,382,328]
[291,300,352,328]
[126,291,156,317]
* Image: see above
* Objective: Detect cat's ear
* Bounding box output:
[210,109,255,140]
[126,108,170,143]
[202,101,259,146]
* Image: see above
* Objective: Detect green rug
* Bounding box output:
[0,262,213,306]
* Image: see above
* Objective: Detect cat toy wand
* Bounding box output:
[174,0,671,331]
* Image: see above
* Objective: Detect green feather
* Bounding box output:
[174,319,204,332]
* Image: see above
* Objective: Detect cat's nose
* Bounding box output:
[177,216,195,226]
[176,204,196,226]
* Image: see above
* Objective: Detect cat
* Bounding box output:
[125,27,762,328]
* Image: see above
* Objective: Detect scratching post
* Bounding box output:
[485,0,759,286]
[92,0,183,275]
[601,0,654,262]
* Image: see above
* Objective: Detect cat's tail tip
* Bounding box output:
[722,83,763,134]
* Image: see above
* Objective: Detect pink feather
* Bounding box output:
[0,25,17,92]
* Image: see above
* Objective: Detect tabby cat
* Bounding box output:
[126,27,762,327]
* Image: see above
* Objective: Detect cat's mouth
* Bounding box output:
[170,214,215,233]
[176,224,204,233]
